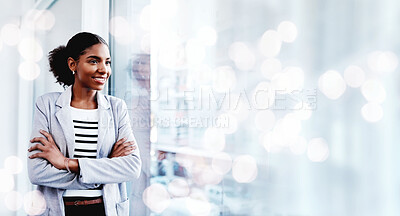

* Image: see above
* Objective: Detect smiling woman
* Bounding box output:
[69,43,111,87]
[27,32,142,216]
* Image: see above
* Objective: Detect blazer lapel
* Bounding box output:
[96,90,112,157]
[54,86,75,158]
[54,86,112,158]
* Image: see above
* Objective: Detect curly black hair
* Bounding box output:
[48,32,108,88]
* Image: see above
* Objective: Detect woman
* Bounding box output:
[27,32,142,216]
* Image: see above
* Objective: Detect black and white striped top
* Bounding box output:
[64,106,102,197]
[71,107,99,159]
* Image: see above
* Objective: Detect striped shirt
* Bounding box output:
[63,105,102,197]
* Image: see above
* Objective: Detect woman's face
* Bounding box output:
[69,43,111,91]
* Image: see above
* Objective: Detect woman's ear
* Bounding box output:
[67,57,77,72]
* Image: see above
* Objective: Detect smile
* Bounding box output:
[92,77,107,84]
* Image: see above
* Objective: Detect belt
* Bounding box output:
[64,197,103,206]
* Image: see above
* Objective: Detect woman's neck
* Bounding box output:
[70,84,98,109]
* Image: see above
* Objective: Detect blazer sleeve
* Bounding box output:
[27,96,97,190]
[78,100,142,184]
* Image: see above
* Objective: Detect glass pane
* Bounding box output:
[110,0,400,215]
[108,0,151,215]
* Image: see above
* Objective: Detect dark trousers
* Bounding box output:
[63,196,106,216]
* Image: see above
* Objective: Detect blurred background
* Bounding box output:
[1,0,400,215]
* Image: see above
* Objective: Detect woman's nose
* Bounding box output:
[98,62,107,73]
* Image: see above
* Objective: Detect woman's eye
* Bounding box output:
[89,60,98,64]
[106,61,112,65]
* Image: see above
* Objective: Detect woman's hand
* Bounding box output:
[109,137,137,158]
[28,130,66,170]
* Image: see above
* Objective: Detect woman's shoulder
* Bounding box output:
[33,91,63,113]
[103,94,127,108]
[39,91,62,99]
[36,91,62,104]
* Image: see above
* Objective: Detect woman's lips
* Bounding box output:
[93,77,106,84]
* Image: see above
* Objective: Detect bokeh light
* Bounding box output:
[0,169,14,192]
[228,42,247,61]
[228,42,256,71]
[203,128,226,152]
[23,9,39,30]
[343,65,365,88]
[187,158,206,181]
[361,102,383,122]
[1,24,21,46]
[175,150,196,168]
[153,0,178,18]
[277,21,298,43]
[186,192,211,215]
[367,51,398,74]
[361,79,386,104]
[252,81,275,109]
[109,16,135,44]
[290,136,308,155]
[167,178,190,197]
[292,102,313,120]
[254,110,276,131]
[212,66,236,93]
[4,191,23,211]
[261,58,282,80]
[18,37,43,62]
[18,61,41,80]
[232,155,258,183]
[272,66,304,94]
[211,152,232,175]
[259,30,282,57]
[4,155,23,174]
[262,131,282,153]
[158,33,184,69]
[23,190,46,215]
[189,64,212,85]
[193,166,223,185]
[139,5,151,31]
[217,113,238,134]
[307,138,329,162]
[143,183,171,213]
[228,94,250,121]
[318,70,346,100]
[281,114,302,137]
[185,38,206,65]
[197,26,217,46]
[35,10,56,30]
[24,9,55,31]
[270,114,302,147]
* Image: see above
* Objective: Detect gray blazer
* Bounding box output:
[27,85,142,216]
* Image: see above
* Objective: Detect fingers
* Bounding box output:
[28,144,44,152]
[114,140,133,151]
[112,142,136,158]
[40,130,55,144]
[110,138,127,158]
[121,148,135,156]
[110,138,137,158]
[113,141,136,156]
[112,137,127,151]
[116,146,136,157]
[121,141,135,148]
[29,152,44,159]
[121,144,137,155]
[30,137,48,145]
[115,137,127,146]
